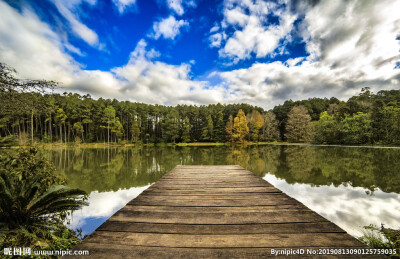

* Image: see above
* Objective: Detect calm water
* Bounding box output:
[43,145,400,238]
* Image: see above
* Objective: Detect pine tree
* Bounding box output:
[214,111,225,142]
[201,114,213,141]
[181,116,191,143]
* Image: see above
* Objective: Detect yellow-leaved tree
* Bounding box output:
[232,109,249,143]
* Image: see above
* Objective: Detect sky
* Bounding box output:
[0,0,399,109]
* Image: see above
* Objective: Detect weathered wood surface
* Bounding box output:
[67,165,380,258]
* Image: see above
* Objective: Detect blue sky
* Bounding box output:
[1,0,399,108]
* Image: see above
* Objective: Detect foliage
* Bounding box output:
[285,105,312,142]
[181,117,191,143]
[201,115,213,141]
[260,111,280,141]
[0,148,88,250]
[1,62,400,146]
[231,109,249,143]
[359,225,400,257]
[247,110,264,141]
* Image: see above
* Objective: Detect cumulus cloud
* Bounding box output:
[52,0,99,47]
[207,0,400,107]
[1,0,399,110]
[111,39,225,105]
[112,0,137,14]
[166,0,196,16]
[210,0,297,62]
[0,2,224,106]
[151,15,189,40]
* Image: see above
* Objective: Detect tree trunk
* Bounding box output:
[31,110,34,145]
[49,113,52,142]
[60,123,62,144]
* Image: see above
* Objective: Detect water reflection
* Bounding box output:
[264,173,400,237]
[43,145,400,237]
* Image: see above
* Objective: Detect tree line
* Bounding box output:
[1,63,399,145]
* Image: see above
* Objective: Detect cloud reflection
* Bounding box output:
[263,174,400,237]
[67,185,151,234]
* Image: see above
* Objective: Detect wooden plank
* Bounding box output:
[129,197,299,206]
[96,221,346,234]
[83,232,363,248]
[67,244,382,259]
[66,165,375,258]
[109,210,327,224]
[120,204,307,212]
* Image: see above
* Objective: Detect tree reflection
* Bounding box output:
[44,145,400,194]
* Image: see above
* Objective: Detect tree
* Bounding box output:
[162,109,179,143]
[130,118,141,143]
[181,116,191,143]
[225,115,234,142]
[102,106,116,145]
[313,111,339,144]
[111,117,124,143]
[261,111,280,141]
[73,122,84,143]
[232,109,249,143]
[340,112,372,144]
[285,105,312,142]
[201,114,213,141]
[214,111,225,142]
[55,108,67,144]
[247,110,264,141]
[0,148,87,249]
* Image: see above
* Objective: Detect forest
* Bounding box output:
[1,62,400,146]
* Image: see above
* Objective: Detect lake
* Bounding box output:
[43,144,400,238]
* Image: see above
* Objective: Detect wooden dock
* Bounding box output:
[68,165,376,258]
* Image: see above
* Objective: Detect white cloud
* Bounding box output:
[206,0,400,107]
[111,40,225,105]
[166,0,196,16]
[52,0,99,47]
[210,0,297,62]
[151,15,189,40]
[112,0,136,14]
[1,0,399,110]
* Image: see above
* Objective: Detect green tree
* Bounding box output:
[130,119,141,143]
[232,109,249,143]
[285,105,312,142]
[162,109,179,143]
[73,122,84,143]
[340,112,372,144]
[313,111,340,144]
[111,117,124,143]
[181,116,191,143]
[201,114,214,141]
[214,111,225,142]
[55,108,67,144]
[102,106,116,145]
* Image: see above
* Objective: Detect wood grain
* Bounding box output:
[65,165,379,258]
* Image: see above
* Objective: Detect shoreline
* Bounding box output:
[1,141,399,149]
